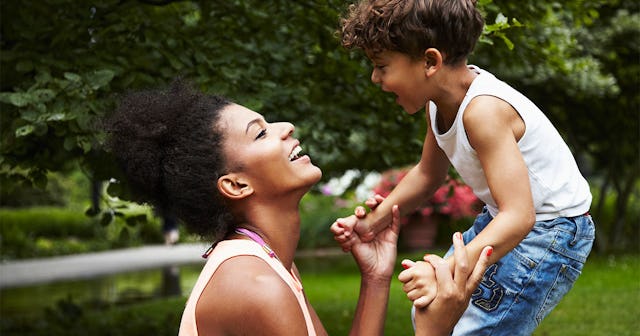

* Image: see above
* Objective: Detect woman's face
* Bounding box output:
[218,104,322,198]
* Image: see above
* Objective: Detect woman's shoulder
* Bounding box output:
[195,255,308,334]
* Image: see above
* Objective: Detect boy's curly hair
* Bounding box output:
[104,79,237,243]
[340,0,484,65]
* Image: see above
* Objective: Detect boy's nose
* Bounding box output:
[371,69,381,84]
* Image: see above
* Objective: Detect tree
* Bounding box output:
[1,0,636,250]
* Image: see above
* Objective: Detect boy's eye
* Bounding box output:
[255,129,267,140]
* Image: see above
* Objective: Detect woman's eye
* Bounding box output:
[255,129,267,140]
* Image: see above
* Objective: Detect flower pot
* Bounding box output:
[400,212,439,251]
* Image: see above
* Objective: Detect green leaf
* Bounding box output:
[85,206,101,217]
[64,72,82,82]
[100,211,114,226]
[85,69,115,90]
[15,125,35,137]
[0,92,32,107]
[31,89,56,103]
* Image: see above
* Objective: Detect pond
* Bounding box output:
[0,264,204,319]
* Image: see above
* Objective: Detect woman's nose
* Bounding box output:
[279,122,295,139]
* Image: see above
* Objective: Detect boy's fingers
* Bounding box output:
[413,296,433,309]
[365,198,378,209]
[398,260,416,282]
[401,259,415,270]
[354,206,367,218]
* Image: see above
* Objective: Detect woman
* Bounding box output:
[105,80,490,335]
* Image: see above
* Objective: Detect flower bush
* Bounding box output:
[373,168,482,223]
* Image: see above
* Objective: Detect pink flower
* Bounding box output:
[372,168,482,221]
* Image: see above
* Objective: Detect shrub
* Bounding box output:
[373,168,483,223]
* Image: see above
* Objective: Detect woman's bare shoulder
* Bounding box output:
[195,255,308,334]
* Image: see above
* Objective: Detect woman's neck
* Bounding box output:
[237,201,302,269]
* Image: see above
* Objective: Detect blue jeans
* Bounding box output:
[413,207,595,336]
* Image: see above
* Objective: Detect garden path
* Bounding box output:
[0,244,344,289]
[0,243,208,289]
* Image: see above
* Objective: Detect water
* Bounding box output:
[0,264,203,318]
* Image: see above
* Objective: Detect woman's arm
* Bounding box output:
[348,205,402,335]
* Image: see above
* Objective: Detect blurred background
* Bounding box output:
[1,0,638,335]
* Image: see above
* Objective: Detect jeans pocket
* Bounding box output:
[535,263,582,324]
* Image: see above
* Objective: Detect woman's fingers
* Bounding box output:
[389,204,401,234]
[451,232,470,288]
[466,246,493,293]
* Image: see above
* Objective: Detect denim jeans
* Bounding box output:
[413,207,595,336]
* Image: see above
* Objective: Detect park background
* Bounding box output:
[0,0,638,335]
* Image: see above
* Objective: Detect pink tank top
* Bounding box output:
[178,239,317,335]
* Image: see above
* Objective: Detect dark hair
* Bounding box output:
[340,0,484,65]
[104,79,237,242]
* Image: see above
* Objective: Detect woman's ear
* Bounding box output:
[423,48,443,77]
[217,174,254,200]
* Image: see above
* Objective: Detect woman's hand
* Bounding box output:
[350,204,401,281]
[414,233,493,336]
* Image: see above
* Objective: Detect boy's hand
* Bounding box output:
[354,194,387,244]
[398,258,438,308]
[331,215,359,252]
[331,194,386,252]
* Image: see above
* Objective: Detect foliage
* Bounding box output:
[298,192,354,249]
[1,296,184,336]
[0,206,164,260]
[1,0,637,249]
[0,0,519,187]
[373,168,483,223]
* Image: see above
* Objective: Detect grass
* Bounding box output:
[532,254,640,336]
[299,252,640,335]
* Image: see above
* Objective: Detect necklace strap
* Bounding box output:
[235,228,277,258]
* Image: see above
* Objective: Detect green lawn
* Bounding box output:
[299,252,640,335]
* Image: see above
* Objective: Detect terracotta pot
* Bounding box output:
[400,212,439,251]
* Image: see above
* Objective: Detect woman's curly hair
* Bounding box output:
[340,0,484,65]
[104,79,237,243]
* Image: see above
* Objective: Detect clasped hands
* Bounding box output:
[330,194,492,331]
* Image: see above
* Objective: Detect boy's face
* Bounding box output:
[368,50,428,114]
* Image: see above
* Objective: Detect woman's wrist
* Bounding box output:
[360,273,392,287]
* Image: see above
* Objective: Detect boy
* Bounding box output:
[331,1,595,335]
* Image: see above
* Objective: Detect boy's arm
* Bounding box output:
[355,114,450,242]
[450,96,536,269]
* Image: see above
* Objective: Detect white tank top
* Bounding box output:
[178,239,316,335]
[429,66,591,220]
